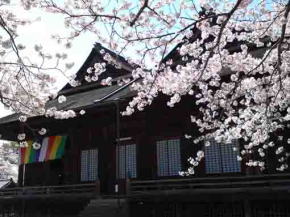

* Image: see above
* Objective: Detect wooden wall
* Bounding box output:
[18,94,289,188]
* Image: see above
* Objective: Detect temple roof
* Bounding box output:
[60,43,134,96]
[0,34,271,128]
[0,82,135,126]
[0,43,136,127]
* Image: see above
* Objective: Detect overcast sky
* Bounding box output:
[0,6,99,118]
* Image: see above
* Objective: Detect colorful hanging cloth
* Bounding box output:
[20,136,67,164]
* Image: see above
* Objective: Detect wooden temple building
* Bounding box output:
[0,40,290,217]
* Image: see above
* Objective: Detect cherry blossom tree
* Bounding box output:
[2,0,290,173]
[0,0,69,116]
[0,141,18,180]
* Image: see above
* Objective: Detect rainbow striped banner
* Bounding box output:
[20,136,67,164]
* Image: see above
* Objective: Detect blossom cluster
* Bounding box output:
[2,0,290,174]
[45,107,76,119]
[85,62,107,82]
[0,142,19,180]
[179,150,204,176]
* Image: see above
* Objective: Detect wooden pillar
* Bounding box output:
[69,130,81,184]
[18,164,23,187]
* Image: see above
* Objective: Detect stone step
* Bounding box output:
[79,198,128,217]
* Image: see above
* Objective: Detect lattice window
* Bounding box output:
[80,150,88,181]
[205,140,222,174]
[205,139,240,174]
[220,140,240,173]
[157,139,181,176]
[80,149,98,182]
[88,149,98,181]
[116,144,137,179]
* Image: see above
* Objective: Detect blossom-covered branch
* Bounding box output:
[2,0,290,173]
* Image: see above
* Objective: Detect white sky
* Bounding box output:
[0,0,190,119]
[0,6,98,118]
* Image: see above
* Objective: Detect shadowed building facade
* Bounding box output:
[0,42,290,217]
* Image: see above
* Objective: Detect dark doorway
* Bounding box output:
[48,159,64,185]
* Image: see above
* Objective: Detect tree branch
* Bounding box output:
[130,0,149,26]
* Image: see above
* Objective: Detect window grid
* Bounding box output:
[205,139,240,174]
[80,149,98,182]
[89,149,98,181]
[205,141,222,174]
[80,150,88,181]
[157,139,181,176]
[116,144,137,179]
[220,141,240,173]
[157,140,169,176]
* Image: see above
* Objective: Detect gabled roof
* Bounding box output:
[47,82,136,111]
[162,9,275,68]
[60,43,134,96]
[0,82,136,125]
[0,43,136,128]
[0,32,270,128]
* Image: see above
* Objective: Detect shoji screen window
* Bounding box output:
[205,139,240,174]
[116,144,137,179]
[157,139,181,176]
[80,149,98,182]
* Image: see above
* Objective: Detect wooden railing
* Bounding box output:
[2,174,290,199]
[0,183,98,199]
[129,173,290,195]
